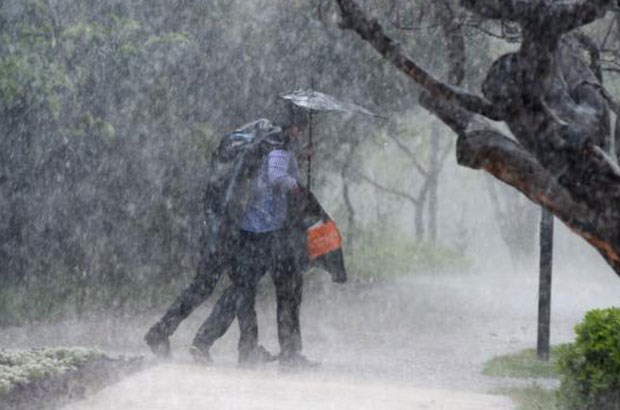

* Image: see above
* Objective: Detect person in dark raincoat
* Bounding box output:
[189,105,320,368]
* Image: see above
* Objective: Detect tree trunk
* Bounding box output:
[427,126,440,244]
[342,140,360,252]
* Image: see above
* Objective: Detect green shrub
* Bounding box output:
[557,307,620,410]
[0,348,101,398]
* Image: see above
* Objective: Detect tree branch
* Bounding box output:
[457,128,620,270]
[461,0,613,31]
[387,133,429,177]
[353,170,421,205]
[335,0,504,120]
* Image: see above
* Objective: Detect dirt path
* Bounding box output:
[2,265,619,409]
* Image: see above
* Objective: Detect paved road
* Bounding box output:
[2,264,619,409]
[61,363,514,410]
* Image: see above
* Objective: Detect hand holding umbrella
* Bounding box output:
[280,89,383,188]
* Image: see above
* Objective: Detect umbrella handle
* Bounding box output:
[306,110,313,188]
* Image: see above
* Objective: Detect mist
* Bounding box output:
[1,1,620,409]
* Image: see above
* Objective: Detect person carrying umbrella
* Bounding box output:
[145,90,368,363]
[189,103,319,368]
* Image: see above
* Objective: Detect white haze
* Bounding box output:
[1,0,620,409]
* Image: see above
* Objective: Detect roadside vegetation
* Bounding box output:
[484,307,620,410]
[347,225,472,280]
[484,348,560,410]
[0,347,141,409]
[0,347,101,397]
[483,347,561,379]
[0,223,469,326]
[494,385,558,410]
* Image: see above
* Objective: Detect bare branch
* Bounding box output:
[353,170,421,205]
[387,134,429,177]
[437,138,454,172]
[599,15,616,50]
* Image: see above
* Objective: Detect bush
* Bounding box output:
[557,307,620,410]
[0,348,101,397]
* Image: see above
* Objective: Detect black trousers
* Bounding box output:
[147,230,237,339]
[192,229,303,357]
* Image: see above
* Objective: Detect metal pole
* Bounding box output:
[537,207,554,361]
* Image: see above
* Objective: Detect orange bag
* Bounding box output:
[292,189,347,283]
[306,219,343,261]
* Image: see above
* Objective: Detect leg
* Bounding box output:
[272,256,303,357]
[192,262,273,365]
[191,283,238,353]
[271,231,317,368]
[234,232,271,363]
[145,244,228,356]
[191,230,273,365]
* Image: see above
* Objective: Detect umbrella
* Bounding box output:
[280,89,383,118]
[280,90,383,187]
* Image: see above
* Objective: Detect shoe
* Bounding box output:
[144,326,171,358]
[278,352,320,369]
[238,345,277,367]
[189,344,213,365]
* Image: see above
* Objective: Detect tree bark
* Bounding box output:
[427,126,440,244]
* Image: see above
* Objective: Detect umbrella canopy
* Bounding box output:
[280,90,383,118]
[280,89,384,188]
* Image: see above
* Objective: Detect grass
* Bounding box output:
[484,347,564,410]
[483,347,562,379]
[494,385,558,410]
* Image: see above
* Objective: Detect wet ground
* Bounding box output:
[60,363,513,410]
[2,264,619,409]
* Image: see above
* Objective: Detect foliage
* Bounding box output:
[0,272,186,326]
[556,307,620,410]
[0,1,213,325]
[0,347,101,397]
[347,223,472,279]
[494,385,557,410]
[0,0,540,324]
[483,347,562,379]
[484,347,561,409]
[0,0,433,326]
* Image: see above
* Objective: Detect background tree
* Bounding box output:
[485,177,539,270]
[0,0,427,322]
[353,121,452,242]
